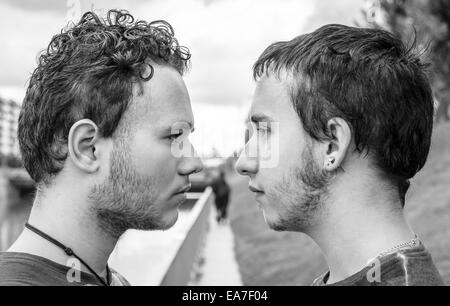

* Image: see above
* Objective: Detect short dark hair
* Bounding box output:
[18,9,190,184]
[253,24,434,202]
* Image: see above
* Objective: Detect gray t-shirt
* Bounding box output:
[0,252,130,286]
[311,244,444,286]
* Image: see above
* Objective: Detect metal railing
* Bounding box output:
[160,188,213,286]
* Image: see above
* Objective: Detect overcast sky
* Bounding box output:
[0,0,367,156]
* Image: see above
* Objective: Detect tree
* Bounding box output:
[428,0,450,121]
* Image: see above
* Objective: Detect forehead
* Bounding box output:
[250,74,297,123]
[132,64,193,129]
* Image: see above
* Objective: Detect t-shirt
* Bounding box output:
[0,252,130,286]
[311,244,444,286]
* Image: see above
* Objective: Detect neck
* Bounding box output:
[8,185,118,278]
[308,174,414,284]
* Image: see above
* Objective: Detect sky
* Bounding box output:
[0,0,367,156]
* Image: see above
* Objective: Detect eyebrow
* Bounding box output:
[250,113,274,124]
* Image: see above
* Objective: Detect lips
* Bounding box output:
[249,185,264,194]
[174,184,192,195]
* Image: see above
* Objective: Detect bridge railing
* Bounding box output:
[160,188,213,285]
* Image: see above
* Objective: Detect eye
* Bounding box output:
[256,123,271,134]
[168,130,183,141]
[169,133,182,140]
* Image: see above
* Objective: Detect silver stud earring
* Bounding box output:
[325,157,335,167]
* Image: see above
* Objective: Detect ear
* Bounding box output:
[67,119,100,174]
[323,118,351,171]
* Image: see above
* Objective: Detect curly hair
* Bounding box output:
[254,24,434,205]
[18,9,191,184]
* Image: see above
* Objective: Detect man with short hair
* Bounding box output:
[236,24,444,286]
[0,9,203,286]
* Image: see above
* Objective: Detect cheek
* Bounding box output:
[130,130,178,186]
[97,140,114,183]
[259,127,304,183]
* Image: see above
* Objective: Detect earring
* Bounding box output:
[325,157,335,167]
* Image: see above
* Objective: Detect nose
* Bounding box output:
[236,126,259,176]
[235,149,258,177]
[178,147,204,176]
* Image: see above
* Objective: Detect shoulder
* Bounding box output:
[109,268,132,286]
[380,245,445,286]
[311,271,329,286]
[0,252,79,286]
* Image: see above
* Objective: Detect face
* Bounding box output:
[236,74,332,233]
[89,65,203,238]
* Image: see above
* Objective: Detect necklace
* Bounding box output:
[25,223,110,286]
[377,234,421,258]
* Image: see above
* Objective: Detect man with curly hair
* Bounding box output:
[236,25,444,285]
[0,9,203,286]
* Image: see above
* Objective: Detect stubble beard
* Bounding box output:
[266,143,334,233]
[88,137,169,239]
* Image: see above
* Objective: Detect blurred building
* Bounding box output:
[0,98,20,158]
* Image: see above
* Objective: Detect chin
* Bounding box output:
[158,209,179,230]
[263,207,305,232]
[262,209,286,232]
[266,219,287,232]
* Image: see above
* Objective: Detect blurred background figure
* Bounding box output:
[211,169,231,224]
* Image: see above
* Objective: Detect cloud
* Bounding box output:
[303,0,366,32]
[1,0,151,13]
[0,3,68,102]
[2,0,66,13]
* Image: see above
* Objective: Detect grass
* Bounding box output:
[229,122,450,285]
